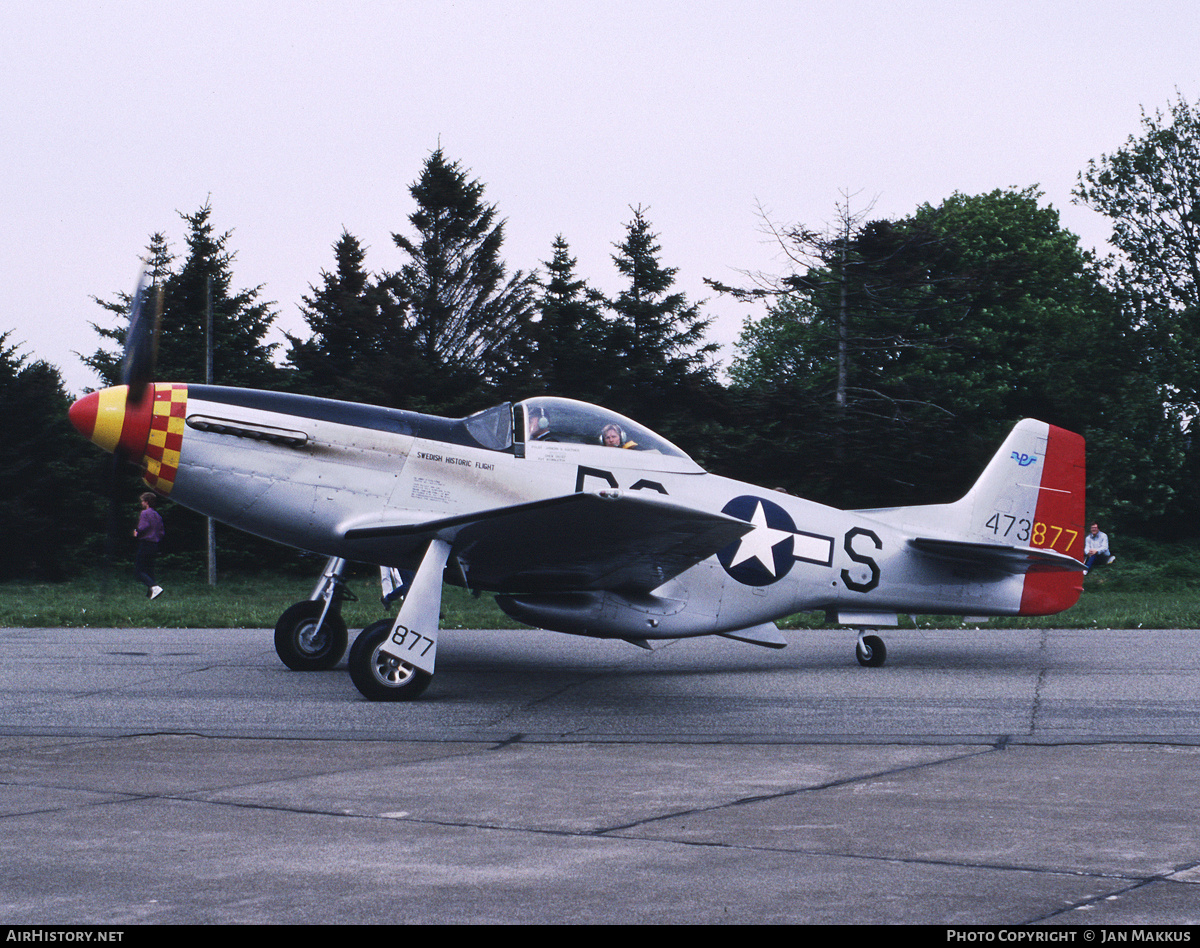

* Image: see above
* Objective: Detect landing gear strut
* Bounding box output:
[274,556,353,670]
[348,539,450,701]
[855,632,887,668]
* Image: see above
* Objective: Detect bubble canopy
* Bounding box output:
[461,396,692,461]
[516,397,691,458]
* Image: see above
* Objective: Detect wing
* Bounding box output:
[342,491,753,593]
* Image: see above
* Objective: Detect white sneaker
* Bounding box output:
[149,586,164,600]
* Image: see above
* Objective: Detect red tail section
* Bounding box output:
[1019,425,1086,616]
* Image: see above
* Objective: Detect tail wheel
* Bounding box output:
[274,601,348,671]
[856,633,887,668]
[348,619,433,701]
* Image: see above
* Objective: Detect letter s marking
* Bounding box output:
[842,527,881,593]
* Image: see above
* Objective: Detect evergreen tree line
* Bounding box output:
[4,96,1199,580]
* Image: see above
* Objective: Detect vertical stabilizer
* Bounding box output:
[862,419,1087,617]
[955,419,1086,614]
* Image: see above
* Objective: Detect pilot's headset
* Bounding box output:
[599,423,626,446]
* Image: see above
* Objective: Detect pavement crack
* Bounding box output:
[589,744,996,835]
[1025,875,1163,923]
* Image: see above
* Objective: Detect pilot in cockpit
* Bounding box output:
[601,423,637,449]
[529,408,551,440]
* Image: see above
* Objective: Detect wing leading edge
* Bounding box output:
[342,491,753,593]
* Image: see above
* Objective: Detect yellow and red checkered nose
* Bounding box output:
[70,383,188,494]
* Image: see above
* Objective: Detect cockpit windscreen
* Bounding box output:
[517,397,690,458]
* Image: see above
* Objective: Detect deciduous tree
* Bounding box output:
[1075,93,1200,535]
[726,189,1127,508]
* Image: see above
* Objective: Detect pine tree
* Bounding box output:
[84,232,174,387]
[0,333,104,579]
[167,203,279,389]
[381,149,536,413]
[286,231,407,400]
[606,207,718,432]
[84,204,285,571]
[532,235,615,401]
[86,203,280,390]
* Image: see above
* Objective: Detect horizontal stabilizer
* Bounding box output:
[910,537,1086,574]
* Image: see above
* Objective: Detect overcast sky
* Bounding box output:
[4,1,1198,396]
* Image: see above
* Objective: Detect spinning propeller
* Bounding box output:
[69,273,163,457]
[120,271,162,405]
[68,274,164,582]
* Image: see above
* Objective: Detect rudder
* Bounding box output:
[1017,423,1086,614]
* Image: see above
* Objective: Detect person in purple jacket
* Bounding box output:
[133,492,165,599]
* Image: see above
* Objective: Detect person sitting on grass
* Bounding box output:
[1083,522,1115,574]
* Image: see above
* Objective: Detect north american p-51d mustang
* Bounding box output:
[70,282,1085,700]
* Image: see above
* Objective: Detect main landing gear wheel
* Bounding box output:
[348,619,433,701]
[856,633,887,668]
[274,601,349,671]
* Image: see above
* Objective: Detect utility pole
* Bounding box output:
[206,275,217,586]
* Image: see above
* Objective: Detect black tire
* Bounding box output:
[855,633,887,668]
[348,619,433,701]
[274,601,349,671]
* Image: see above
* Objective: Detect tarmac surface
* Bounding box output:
[0,623,1198,926]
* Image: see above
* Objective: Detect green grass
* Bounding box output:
[3,538,1198,630]
[0,570,515,630]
